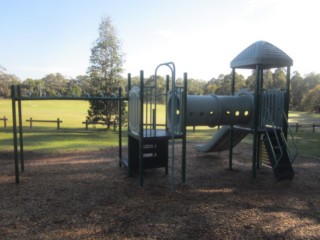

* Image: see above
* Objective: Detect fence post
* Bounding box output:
[3,116,7,128]
[193,125,195,133]
[57,118,60,130]
[30,117,32,128]
[312,124,315,133]
[295,123,299,133]
[85,120,89,130]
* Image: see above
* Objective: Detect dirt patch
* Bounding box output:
[1,142,320,239]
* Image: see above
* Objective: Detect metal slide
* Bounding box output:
[195,126,250,153]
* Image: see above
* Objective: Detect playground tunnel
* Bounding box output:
[167,89,254,131]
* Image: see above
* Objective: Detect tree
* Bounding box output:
[75,75,91,96]
[186,78,206,95]
[21,78,38,96]
[0,72,20,98]
[273,68,286,89]
[42,73,68,96]
[302,84,320,113]
[87,16,125,129]
[290,71,304,110]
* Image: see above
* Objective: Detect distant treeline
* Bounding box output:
[1,68,319,113]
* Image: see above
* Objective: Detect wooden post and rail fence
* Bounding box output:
[0,116,8,127]
[290,123,320,133]
[26,117,62,130]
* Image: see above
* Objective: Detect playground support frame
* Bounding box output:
[11,85,127,184]
[228,68,236,170]
[139,70,144,187]
[181,72,187,183]
[252,65,261,178]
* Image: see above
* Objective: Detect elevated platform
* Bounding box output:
[121,130,183,176]
[128,129,183,141]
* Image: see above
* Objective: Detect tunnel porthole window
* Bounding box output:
[244,110,249,116]
[235,111,240,116]
[176,109,180,115]
[226,111,230,115]
[209,111,214,116]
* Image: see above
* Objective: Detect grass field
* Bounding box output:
[0,99,319,158]
[0,100,121,154]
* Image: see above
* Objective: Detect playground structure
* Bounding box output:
[10,40,298,188]
[122,41,298,188]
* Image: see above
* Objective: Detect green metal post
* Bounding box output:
[17,85,24,172]
[252,65,260,178]
[128,73,131,92]
[284,66,291,139]
[182,72,187,183]
[256,69,264,170]
[118,87,122,167]
[139,70,144,186]
[127,73,131,176]
[165,75,169,130]
[170,63,176,192]
[11,85,19,184]
[228,68,236,170]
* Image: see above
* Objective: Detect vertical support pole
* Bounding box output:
[257,69,264,170]
[252,65,261,179]
[153,74,157,131]
[30,117,32,128]
[11,85,19,184]
[127,73,131,92]
[57,118,60,130]
[85,120,89,130]
[170,64,176,192]
[284,66,291,139]
[182,72,187,183]
[4,116,7,127]
[165,75,170,130]
[139,70,144,186]
[152,109,156,130]
[118,87,122,167]
[127,73,131,175]
[17,85,24,172]
[229,68,236,170]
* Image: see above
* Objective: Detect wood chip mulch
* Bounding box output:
[1,143,320,239]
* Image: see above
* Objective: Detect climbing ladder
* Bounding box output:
[262,127,294,180]
[260,89,298,180]
[127,131,169,175]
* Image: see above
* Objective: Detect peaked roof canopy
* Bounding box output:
[230,41,293,69]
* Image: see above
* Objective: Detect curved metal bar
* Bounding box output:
[154,62,176,191]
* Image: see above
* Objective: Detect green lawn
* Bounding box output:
[0,99,121,154]
[1,99,319,158]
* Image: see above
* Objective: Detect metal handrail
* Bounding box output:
[280,109,299,164]
[263,108,284,168]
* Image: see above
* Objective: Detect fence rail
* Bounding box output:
[290,123,320,133]
[26,117,62,130]
[82,120,116,130]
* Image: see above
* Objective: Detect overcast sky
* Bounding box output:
[1,0,319,80]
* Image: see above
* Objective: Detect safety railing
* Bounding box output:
[280,109,299,164]
[262,108,284,169]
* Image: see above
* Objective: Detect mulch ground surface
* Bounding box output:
[1,142,320,239]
